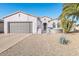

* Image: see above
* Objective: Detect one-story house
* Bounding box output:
[2,11,62,34]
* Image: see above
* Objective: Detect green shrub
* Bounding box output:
[59,36,69,45]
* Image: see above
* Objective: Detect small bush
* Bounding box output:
[59,36,69,45]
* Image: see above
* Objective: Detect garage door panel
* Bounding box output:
[9,22,32,33]
[29,22,32,33]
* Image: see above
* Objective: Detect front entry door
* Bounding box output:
[43,23,47,33]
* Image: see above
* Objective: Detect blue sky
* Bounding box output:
[0,3,63,19]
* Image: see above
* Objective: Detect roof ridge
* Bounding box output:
[3,11,37,19]
[3,11,53,19]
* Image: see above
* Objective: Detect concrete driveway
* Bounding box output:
[1,33,79,56]
[0,33,31,53]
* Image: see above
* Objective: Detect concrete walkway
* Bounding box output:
[0,33,31,53]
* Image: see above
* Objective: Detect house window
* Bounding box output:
[53,22,56,28]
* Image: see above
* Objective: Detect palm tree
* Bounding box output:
[60,3,79,21]
[59,4,79,44]
[60,3,79,33]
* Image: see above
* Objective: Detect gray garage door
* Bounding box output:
[8,22,32,33]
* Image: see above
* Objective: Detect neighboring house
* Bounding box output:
[3,11,62,34]
[40,17,62,33]
[74,24,79,31]
[48,19,62,33]
[70,23,76,32]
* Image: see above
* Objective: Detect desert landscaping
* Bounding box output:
[0,33,79,56]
